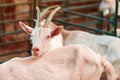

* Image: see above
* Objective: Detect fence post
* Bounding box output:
[62,0,70,29]
[113,0,119,36]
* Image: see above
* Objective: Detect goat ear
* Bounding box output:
[51,25,63,37]
[19,21,33,35]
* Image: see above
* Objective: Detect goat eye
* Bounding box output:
[46,35,51,38]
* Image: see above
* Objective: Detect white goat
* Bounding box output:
[0,44,116,80]
[99,0,120,37]
[62,29,120,62]
[99,0,120,16]
[19,6,63,56]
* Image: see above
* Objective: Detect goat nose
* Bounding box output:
[32,47,39,52]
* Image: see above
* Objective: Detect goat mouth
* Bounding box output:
[32,51,40,56]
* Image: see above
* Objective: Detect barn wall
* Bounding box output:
[0,0,34,63]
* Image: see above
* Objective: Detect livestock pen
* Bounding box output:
[0,0,120,63]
